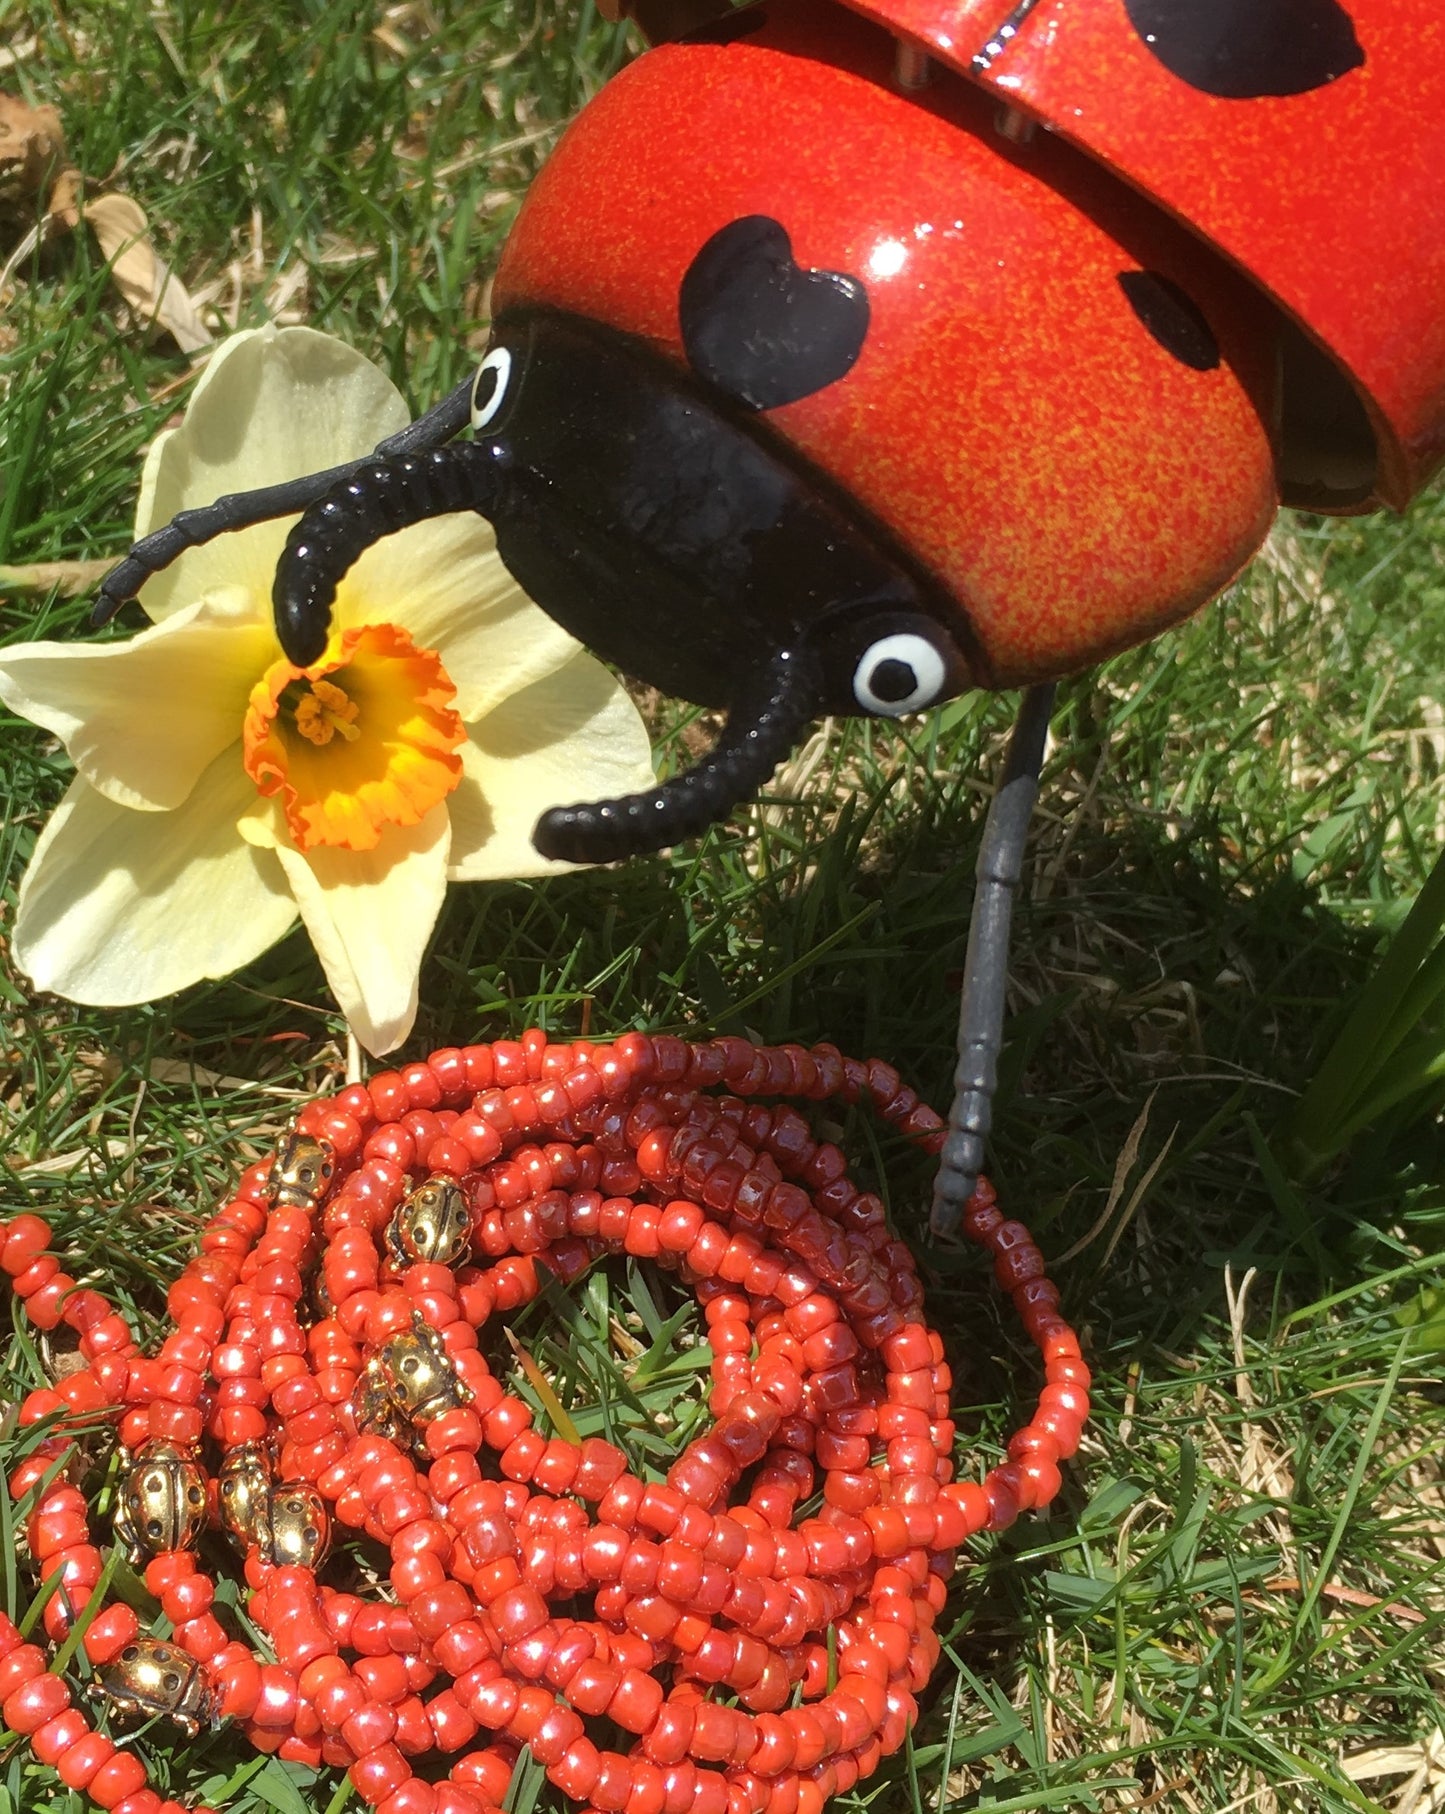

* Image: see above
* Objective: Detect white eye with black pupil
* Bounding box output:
[470,347,512,430]
[852,632,947,716]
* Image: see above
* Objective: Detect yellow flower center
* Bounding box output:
[291,677,362,747]
[243,622,465,852]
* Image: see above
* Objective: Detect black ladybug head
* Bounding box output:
[472,303,971,725]
[270,211,975,864]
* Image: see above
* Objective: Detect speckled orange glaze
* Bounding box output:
[495,0,1278,687]
[831,0,1445,508]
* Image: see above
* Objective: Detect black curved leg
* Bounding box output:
[272,441,514,665]
[930,682,1055,1239]
[92,374,475,626]
[532,645,822,864]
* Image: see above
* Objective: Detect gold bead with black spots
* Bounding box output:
[353,1311,472,1454]
[384,1175,472,1268]
[113,1439,207,1565]
[217,1441,272,1552]
[98,1636,216,1736]
[268,1125,336,1209]
[260,1482,330,1568]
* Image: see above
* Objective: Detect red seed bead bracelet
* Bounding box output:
[1,1031,1088,1814]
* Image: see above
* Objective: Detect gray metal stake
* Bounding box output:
[930,682,1055,1238]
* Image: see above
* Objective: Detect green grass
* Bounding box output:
[2,4,1444,1812]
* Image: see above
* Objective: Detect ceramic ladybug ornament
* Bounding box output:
[96,0,1445,1226]
[100,0,1445,856]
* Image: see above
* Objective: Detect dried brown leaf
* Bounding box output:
[0,558,117,597]
[144,1057,304,1098]
[15,1140,133,1176]
[0,93,65,217]
[0,163,79,292]
[47,164,82,228]
[82,191,212,352]
[0,37,40,75]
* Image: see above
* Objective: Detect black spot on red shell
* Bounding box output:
[679,216,870,412]
[1124,0,1364,98]
[1117,271,1221,372]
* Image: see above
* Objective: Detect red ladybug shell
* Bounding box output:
[494,0,1279,687]
[838,0,1445,509]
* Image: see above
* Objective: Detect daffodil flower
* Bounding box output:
[0,327,656,1054]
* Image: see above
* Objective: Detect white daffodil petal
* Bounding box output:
[12,751,297,1005]
[447,652,657,879]
[236,794,284,849]
[339,515,582,720]
[273,805,450,1057]
[0,589,270,811]
[135,326,412,624]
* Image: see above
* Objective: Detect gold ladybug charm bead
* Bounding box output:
[217,1441,272,1552]
[113,1440,208,1565]
[352,1361,407,1450]
[97,1636,216,1737]
[261,1483,330,1569]
[384,1176,472,1269]
[353,1311,472,1455]
[218,1442,331,1568]
[268,1126,336,1209]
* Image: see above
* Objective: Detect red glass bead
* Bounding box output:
[53,1731,114,1791]
[3,1672,70,1733]
[112,1793,164,1814]
[379,1784,437,1814]
[425,1691,479,1754]
[10,1254,61,1299]
[1033,1407,1084,1458]
[527,1701,583,1767]
[32,1708,90,1766]
[343,1703,398,1756]
[88,1751,148,1809]
[1,1217,50,1274]
[350,1743,412,1805]
[433,1787,484,1814]
[0,1646,45,1705]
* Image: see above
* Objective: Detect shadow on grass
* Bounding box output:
[121,722,1429,1329]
